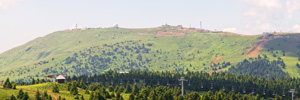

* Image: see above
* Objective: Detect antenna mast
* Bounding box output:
[200,21,202,29]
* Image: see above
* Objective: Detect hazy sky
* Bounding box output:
[0,0,300,53]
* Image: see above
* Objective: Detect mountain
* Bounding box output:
[0,25,299,82]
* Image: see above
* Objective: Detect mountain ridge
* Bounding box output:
[1,25,300,82]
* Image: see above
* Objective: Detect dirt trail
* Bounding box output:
[140,31,186,37]
[156,31,186,36]
[47,90,59,100]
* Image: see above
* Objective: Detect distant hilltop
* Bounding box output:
[67,23,224,33]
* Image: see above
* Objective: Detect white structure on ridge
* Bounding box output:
[113,23,119,29]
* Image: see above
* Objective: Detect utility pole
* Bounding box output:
[289,89,297,100]
[200,21,202,29]
[179,77,187,96]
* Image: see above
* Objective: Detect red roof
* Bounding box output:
[44,75,54,78]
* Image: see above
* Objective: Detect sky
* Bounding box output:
[0,0,300,53]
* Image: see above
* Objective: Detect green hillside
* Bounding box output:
[0,25,299,81]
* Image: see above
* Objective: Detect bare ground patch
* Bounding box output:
[156,31,186,37]
[212,56,225,64]
[247,43,264,57]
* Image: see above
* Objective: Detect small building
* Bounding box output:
[0,80,3,86]
[56,75,66,83]
[200,29,210,33]
[211,30,223,33]
[189,27,195,30]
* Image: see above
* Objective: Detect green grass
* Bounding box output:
[17,83,92,100]
[2,26,300,81]
[0,82,137,100]
[260,35,300,77]
[0,82,281,100]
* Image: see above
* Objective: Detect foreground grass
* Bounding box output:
[1,83,131,100]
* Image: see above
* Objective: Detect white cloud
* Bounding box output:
[243,0,282,9]
[0,0,20,10]
[292,24,300,32]
[286,0,300,18]
[239,0,283,34]
[243,10,257,17]
[236,0,300,34]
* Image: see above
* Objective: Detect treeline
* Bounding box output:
[125,86,283,100]
[60,79,282,100]
[228,57,289,79]
[64,70,299,99]
[89,83,281,100]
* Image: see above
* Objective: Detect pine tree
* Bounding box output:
[67,82,72,91]
[176,96,184,100]
[111,91,115,98]
[115,90,124,100]
[148,89,156,100]
[35,89,41,100]
[124,81,132,93]
[114,85,119,92]
[48,95,53,100]
[74,95,79,99]
[31,78,35,85]
[58,96,62,100]
[41,91,49,100]
[17,89,24,99]
[79,79,87,89]
[95,92,105,100]
[10,94,17,100]
[118,85,124,92]
[3,77,12,88]
[85,89,90,94]
[70,81,78,95]
[52,83,60,93]
[108,85,114,92]
[36,78,40,84]
[12,83,16,89]
[23,92,30,100]
[89,92,95,100]
[129,93,135,100]
[274,94,282,100]
[132,84,139,95]
[162,90,173,100]
[80,95,84,100]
